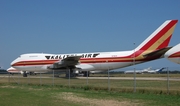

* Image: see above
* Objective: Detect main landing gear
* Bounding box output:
[83,71,89,77]
[65,69,76,77]
[23,71,27,77]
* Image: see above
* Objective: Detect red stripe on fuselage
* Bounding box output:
[11,55,162,66]
[169,51,180,58]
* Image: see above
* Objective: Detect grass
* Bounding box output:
[0,84,77,106]
[1,73,180,95]
[0,84,180,106]
[0,73,180,105]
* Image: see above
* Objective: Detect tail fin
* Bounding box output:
[157,67,165,72]
[135,20,178,52]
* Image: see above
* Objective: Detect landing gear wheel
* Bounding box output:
[83,71,89,77]
[65,68,76,77]
[23,72,27,77]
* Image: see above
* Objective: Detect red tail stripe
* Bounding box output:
[157,35,172,49]
[124,20,177,58]
[139,20,177,51]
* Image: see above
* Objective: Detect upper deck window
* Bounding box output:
[29,55,38,57]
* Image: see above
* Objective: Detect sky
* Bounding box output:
[0,0,180,70]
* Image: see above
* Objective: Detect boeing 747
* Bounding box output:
[11,20,178,77]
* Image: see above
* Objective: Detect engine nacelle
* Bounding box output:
[76,64,95,71]
[20,71,24,74]
[72,68,83,74]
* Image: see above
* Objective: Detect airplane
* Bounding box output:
[124,67,165,74]
[7,67,47,75]
[11,20,178,77]
[164,43,180,64]
[7,67,22,74]
[124,67,151,74]
[146,67,165,74]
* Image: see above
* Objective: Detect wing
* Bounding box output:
[48,56,82,69]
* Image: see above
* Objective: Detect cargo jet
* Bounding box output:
[165,43,180,64]
[11,20,178,77]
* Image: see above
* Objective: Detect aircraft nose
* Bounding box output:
[7,67,12,72]
[164,51,180,64]
[11,60,15,66]
[11,58,18,66]
[164,51,170,58]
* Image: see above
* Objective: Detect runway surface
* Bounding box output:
[77,77,180,81]
[1,75,180,81]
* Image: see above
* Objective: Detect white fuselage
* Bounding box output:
[11,50,142,72]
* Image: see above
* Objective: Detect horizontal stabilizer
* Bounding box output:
[143,47,172,58]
